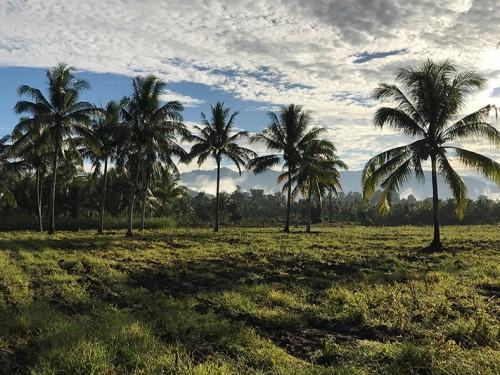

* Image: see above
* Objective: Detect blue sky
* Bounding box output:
[0,67,270,135]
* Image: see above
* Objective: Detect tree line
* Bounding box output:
[0,60,499,250]
[2,170,499,231]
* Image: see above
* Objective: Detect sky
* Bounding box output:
[1,0,499,178]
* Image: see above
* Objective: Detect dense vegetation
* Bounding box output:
[0,226,498,374]
[1,170,500,231]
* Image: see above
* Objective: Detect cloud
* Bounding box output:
[160,90,204,107]
[0,0,499,173]
[354,49,407,64]
[186,175,247,195]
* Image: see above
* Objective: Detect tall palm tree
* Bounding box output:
[88,100,123,234]
[248,104,324,232]
[363,60,500,250]
[118,75,189,237]
[14,63,97,234]
[284,140,347,232]
[188,102,256,232]
[11,117,51,231]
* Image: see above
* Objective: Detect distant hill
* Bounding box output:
[180,168,500,200]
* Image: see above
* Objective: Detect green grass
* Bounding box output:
[0,225,499,374]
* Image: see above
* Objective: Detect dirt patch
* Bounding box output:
[194,300,404,363]
[477,283,500,299]
[307,317,403,342]
[164,241,188,249]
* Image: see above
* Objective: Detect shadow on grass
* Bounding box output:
[0,237,118,253]
[0,228,311,255]
[125,256,398,298]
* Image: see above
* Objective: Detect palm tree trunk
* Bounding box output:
[48,140,59,235]
[306,194,312,233]
[284,168,291,232]
[36,168,43,232]
[98,157,108,234]
[126,190,136,237]
[140,194,146,231]
[214,158,220,232]
[126,161,141,238]
[430,154,442,250]
[140,177,149,231]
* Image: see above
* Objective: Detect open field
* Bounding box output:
[0,225,499,374]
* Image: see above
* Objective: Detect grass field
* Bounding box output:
[0,225,499,374]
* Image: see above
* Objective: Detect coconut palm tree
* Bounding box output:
[363,60,500,250]
[11,117,51,231]
[152,168,187,202]
[118,75,189,237]
[284,140,347,232]
[88,100,123,234]
[248,104,324,232]
[146,166,187,216]
[14,63,98,234]
[0,136,17,209]
[188,102,256,232]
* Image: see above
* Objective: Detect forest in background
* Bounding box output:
[1,167,498,231]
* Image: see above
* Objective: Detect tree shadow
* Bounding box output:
[0,237,117,252]
[123,250,427,299]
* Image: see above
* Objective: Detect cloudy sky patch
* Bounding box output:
[0,0,498,173]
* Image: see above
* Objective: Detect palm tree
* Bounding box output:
[188,102,256,232]
[11,117,51,231]
[14,63,97,234]
[363,60,500,250]
[88,100,123,234]
[284,140,347,232]
[152,168,187,202]
[248,104,324,232]
[147,166,187,215]
[119,75,189,237]
[0,136,17,209]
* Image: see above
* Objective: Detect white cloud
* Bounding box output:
[187,175,247,195]
[0,0,499,173]
[160,90,204,107]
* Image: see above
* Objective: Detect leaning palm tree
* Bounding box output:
[284,140,347,232]
[188,102,256,232]
[88,100,123,234]
[249,104,324,232]
[363,60,500,250]
[14,63,97,234]
[118,75,189,237]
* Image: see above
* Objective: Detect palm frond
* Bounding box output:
[248,154,281,174]
[362,144,414,201]
[377,157,414,215]
[448,147,500,185]
[443,105,499,145]
[437,152,468,219]
[374,107,425,136]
